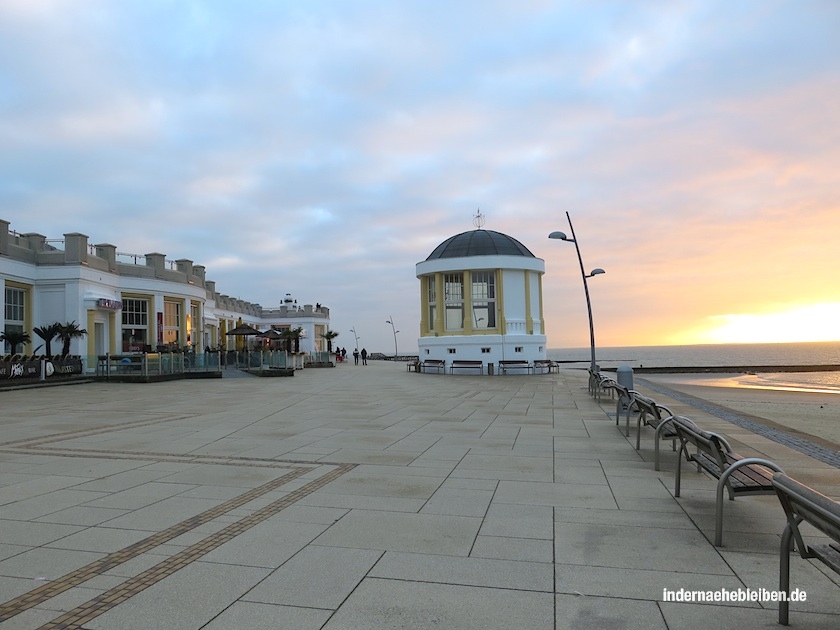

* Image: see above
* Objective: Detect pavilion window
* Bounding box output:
[444,273,464,331]
[471,270,496,329]
[427,276,437,330]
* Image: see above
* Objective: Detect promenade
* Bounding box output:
[1,362,839,629]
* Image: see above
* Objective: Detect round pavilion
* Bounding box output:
[415,228,547,371]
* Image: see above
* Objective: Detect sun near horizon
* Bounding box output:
[666,302,840,346]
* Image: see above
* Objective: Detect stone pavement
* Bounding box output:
[0,362,838,629]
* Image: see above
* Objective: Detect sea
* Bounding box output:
[547,341,840,394]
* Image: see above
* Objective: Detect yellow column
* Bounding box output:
[86,309,96,357]
[109,311,118,353]
[524,271,532,334]
[434,274,445,335]
[496,269,506,335]
[179,298,187,347]
[463,269,473,334]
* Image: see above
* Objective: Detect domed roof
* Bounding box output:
[426,229,535,260]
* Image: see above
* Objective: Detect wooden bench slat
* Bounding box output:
[672,416,783,546]
[772,472,840,624]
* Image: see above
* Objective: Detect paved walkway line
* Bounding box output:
[0,466,313,623]
[35,464,354,630]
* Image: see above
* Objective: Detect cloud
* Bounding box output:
[2,1,840,350]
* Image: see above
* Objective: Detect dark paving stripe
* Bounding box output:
[639,378,840,469]
[1,446,324,470]
[0,414,195,448]
[0,466,313,623]
[35,464,355,630]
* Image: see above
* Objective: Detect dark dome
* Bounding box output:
[426,229,535,260]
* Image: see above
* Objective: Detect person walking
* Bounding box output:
[341,347,347,362]
[360,347,368,365]
[353,348,360,365]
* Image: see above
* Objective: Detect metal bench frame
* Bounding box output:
[672,415,783,546]
[417,359,446,374]
[631,394,678,471]
[533,359,559,374]
[499,360,533,375]
[606,380,642,438]
[449,360,483,375]
[773,472,840,625]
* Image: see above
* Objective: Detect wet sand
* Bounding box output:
[638,373,840,450]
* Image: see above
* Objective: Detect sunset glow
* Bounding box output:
[2,3,840,351]
[672,303,840,345]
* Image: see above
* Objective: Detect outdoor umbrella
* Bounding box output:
[225,324,262,350]
[256,328,284,350]
[225,324,262,336]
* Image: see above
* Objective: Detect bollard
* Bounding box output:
[487,362,494,376]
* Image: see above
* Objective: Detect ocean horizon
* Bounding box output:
[547,340,840,368]
[547,340,840,393]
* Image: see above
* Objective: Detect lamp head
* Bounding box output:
[588,268,606,277]
[548,231,575,242]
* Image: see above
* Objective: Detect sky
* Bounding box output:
[2,0,839,354]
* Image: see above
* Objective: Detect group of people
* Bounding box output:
[335,347,367,365]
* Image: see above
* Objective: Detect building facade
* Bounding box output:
[0,219,331,360]
[415,228,547,368]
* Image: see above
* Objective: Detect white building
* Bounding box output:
[415,228,547,369]
[0,219,332,360]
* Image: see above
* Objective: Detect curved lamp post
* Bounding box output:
[350,327,360,351]
[385,317,399,358]
[549,211,605,372]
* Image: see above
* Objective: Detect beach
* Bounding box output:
[638,373,840,450]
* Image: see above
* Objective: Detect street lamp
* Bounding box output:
[549,211,605,373]
[350,327,360,351]
[385,317,399,358]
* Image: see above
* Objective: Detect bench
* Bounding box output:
[605,381,641,437]
[631,394,678,471]
[671,415,784,546]
[772,473,840,625]
[533,359,559,374]
[589,370,616,402]
[417,359,446,374]
[449,360,483,374]
[499,360,533,374]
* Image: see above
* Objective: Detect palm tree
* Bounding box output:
[280,328,294,354]
[321,329,339,353]
[1,329,31,354]
[57,321,88,357]
[290,327,304,354]
[33,322,62,358]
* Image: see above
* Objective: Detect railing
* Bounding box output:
[93,352,222,377]
[90,350,334,378]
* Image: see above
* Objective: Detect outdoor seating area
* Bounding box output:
[585,368,840,621]
[408,357,561,375]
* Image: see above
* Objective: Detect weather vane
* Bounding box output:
[473,209,485,229]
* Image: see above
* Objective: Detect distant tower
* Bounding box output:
[415,218,546,369]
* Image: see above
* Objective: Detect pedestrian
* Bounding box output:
[353,348,360,365]
[341,347,347,362]
[360,347,368,365]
